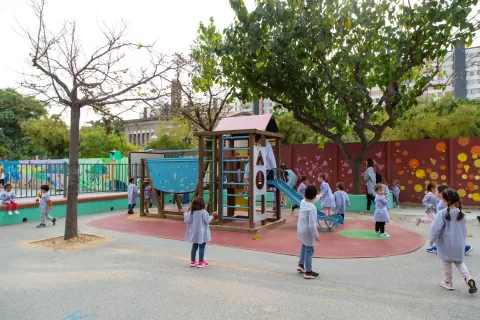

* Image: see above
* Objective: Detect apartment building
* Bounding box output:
[370,44,479,102]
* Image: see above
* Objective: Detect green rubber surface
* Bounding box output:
[339,229,390,240]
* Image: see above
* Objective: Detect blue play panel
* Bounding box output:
[146,158,199,193]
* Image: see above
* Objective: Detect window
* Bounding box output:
[470,71,475,76]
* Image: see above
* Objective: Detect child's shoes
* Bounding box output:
[14,210,19,215]
[190,261,197,267]
[197,261,209,268]
[7,211,12,216]
[36,223,46,228]
[440,281,454,291]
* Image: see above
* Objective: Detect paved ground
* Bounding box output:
[0,209,479,320]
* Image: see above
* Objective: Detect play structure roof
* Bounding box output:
[214,114,279,133]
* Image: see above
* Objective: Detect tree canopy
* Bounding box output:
[212,0,478,192]
[0,88,46,158]
[20,115,70,159]
[145,118,195,150]
[79,125,137,158]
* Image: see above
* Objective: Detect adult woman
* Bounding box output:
[0,167,4,187]
[363,158,376,214]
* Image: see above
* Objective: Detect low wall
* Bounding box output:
[0,194,129,226]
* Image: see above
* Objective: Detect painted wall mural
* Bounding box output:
[280,137,480,205]
[0,157,130,196]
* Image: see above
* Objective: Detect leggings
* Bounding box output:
[128,203,136,210]
[5,201,18,211]
[375,221,385,233]
[191,242,206,262]
[366,193,375,211]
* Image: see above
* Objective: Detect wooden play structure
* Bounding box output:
[138,114,343,233]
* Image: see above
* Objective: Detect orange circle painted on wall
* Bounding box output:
[403,151,408,156]
[395,142,400,147]
[395,158,402,164]
[436,142,447,152]
[408,180,414,184]
[470,174,475,180]
[458,137,470,146]
[409,159,419,168]
[471,146,480,156]
[398,170,404,175]
[456,169,463,175]
[440,165,447,170]
[426,168,432,173]
[457,163,464,169]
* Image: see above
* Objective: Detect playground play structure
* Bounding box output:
[139,114,344,233]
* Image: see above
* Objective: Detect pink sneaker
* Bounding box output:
[197,261,209,268]
[440,281,454,291]
[189,261,197,267]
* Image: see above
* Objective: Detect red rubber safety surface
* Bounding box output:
[87,214,424,259]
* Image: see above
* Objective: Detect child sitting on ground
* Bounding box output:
[37,184,56,228]
[392,180,400,207]
[291,175,308,214]
[143,178,153,213]
[429,189,477,294]
[416,183,437,225]
[0,184,19,215]
[374,183,390,238]
[296,185,321,279]
[333,182,350,220]
[426,185,473,255]
[184,197,217,268]
[127,177,138,214]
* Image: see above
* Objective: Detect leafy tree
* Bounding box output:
[145,117,195,150]
[0,88,46,159]
[275,111,320,145]
[22,0,174,239]
[170,19,236,132]
[79,126,137,158]
[20,115,70,159]
[88,116,125,135]
[383,96,480,140]
[216,0,477,193]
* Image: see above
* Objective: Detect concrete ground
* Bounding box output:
[0,209,479,320]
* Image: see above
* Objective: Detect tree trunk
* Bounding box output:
[64,105,80,240]
[348,158,364,195]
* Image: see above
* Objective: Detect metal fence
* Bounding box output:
[1,163,139,199]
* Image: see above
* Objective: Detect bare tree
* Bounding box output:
[169,19,235,132]
[21,0,175,239]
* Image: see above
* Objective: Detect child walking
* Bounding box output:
[291,175,308,213]
[296,185,321,279]
[374,184,390,238]
[392,180,400,207]
[416,183,438,225]
[0,184,19,215]
[37,184,56,228]
[143,178,153,213]
[318,173,335,217]
[127,177,137,214]
[184,197,217,268]
[333,182,350,219]
[429,189,477,294]
[427,185,473,255]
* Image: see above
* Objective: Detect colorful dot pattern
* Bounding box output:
[280,138,480,205]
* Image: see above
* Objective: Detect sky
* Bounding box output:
[0,0,255,126]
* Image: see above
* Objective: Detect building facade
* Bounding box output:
[370,45,479,102]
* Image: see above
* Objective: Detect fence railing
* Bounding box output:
[151,149,199,159]
[1,163,139,199]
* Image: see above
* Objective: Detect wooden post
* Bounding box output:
[140,159,145,216]
[145,159,163,218]
[275,137,281,221]
[249,133,255,229]
[217,135,224,225]
[198,136,205,197]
